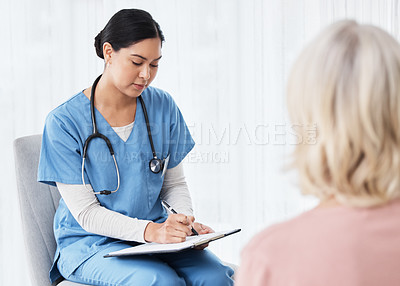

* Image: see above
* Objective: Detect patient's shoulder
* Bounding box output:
[243,206,343,256]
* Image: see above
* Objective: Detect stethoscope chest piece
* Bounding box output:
[149,158,164,174]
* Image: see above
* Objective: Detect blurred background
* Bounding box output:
[1,0,399,284]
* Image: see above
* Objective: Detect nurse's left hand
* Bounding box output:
[191,221,214,250]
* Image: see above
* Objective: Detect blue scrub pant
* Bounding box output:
[58,242,234,286]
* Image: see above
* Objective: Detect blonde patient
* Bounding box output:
[236,20,400,285]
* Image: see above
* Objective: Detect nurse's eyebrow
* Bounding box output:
[131,54,162,61]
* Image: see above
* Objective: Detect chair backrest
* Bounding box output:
[13,135,61,286]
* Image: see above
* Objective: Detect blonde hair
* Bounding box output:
[287,20,400,207]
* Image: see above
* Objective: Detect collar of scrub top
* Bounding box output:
[81,74,166,195]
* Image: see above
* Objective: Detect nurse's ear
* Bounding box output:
[102,42,114,65]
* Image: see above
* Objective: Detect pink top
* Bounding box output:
[236,199,400,286]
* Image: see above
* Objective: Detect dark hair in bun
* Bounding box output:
[94,9,165,59]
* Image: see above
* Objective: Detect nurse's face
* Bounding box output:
[105,37,162,97]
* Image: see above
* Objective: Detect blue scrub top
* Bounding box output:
[38,86,195,283]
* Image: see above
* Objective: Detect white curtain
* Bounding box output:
[1,0,399,284]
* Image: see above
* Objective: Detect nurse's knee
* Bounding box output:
[207,270,234,286]
[193,266,234,286]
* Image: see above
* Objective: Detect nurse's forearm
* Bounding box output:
[56,182,151,243]
[160,162,194,216]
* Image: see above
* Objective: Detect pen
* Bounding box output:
[161,200,199,236]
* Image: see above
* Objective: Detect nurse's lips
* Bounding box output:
[133,83,146,90]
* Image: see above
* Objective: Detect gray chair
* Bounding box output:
[13,135,88,286]
[14,134,237,286]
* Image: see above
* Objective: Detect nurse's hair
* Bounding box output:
[94,9,165,59]
[287,20,400,207]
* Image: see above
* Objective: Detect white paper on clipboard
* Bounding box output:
[103,229,241,258]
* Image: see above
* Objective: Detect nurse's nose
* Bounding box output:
[139,65,151,81]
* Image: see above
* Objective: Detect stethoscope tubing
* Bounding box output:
[81,74,165,195]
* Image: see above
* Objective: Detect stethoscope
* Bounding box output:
[81,74,165,195]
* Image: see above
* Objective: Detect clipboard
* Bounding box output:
[104,228,241,258]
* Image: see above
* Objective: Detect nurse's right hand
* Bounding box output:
[144,214,194,243]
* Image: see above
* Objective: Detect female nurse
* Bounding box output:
[38,8,233,286]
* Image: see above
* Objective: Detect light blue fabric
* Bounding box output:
[38,87,196,284]
[60,245,233,286]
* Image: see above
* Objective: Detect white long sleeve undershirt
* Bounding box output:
[56,122,194,243]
